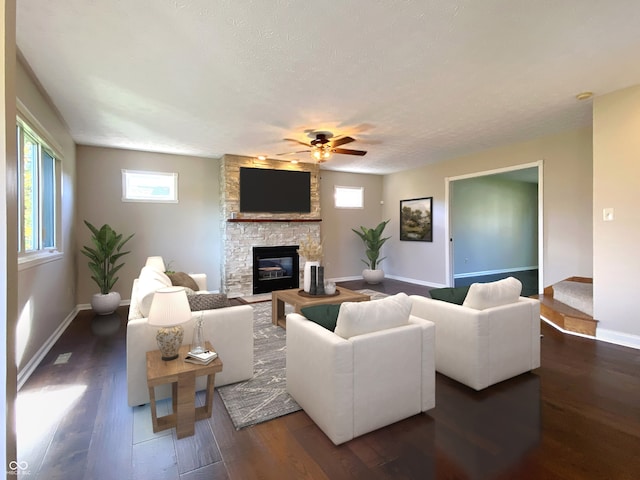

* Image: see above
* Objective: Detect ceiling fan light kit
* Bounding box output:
[277,131,368,163]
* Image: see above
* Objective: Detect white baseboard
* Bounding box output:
[330,274,446,289]
[596,328,640,350]
[17,306,79,390]
[454,266,538,279]
[329,275,363,283]
[385,274,446,289]
[541,315,640,350]
[18,299,132,390]
[77,299,131,311]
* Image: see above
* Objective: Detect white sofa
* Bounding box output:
[126,257,254,407]
[286,293,436,445]
[409,277,540,391]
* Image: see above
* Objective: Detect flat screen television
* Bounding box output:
[239,167,311,213]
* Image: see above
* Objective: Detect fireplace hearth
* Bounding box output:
[252,246,300,294]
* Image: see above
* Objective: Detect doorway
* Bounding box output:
[445,161,543,295]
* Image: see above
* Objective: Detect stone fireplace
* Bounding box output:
[220,155,321,297]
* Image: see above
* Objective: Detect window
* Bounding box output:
[17,118,60,258]
[122,169,178,203]
[334,186,364,209]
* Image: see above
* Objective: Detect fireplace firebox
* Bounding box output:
[252,246,299,294]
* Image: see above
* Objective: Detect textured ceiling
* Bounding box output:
[15,1,640,174]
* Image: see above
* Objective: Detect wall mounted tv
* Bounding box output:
[239,167,311,213]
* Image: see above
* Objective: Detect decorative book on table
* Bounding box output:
[184,349,218,365]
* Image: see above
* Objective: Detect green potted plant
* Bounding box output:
[352,219,390,284]
[81,220,135,315]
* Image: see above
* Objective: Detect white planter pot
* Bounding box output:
[362,269,384,285]
[91,291,121,315]
[303,261,320,292]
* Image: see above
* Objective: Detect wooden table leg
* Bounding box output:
[149,386,159,433]
[176,371,196,439]
[197,373,216,420]
[272,293,286,327]
[171,381,178,414]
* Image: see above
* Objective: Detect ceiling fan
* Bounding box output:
[278,131,367,162]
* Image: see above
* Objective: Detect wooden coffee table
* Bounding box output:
[146,341,222,439]
[272,287,370,328]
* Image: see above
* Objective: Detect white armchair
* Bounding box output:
[410,278,540,391]
[286,293,435,445]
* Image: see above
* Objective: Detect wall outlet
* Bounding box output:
[603,208,614,221]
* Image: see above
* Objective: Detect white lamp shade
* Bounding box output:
[147,286,192,327]
[145,256,166,272]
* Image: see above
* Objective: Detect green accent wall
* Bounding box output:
[451,172,538,276]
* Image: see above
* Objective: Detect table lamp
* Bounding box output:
[145,256,166,272]
[147,286,192,360]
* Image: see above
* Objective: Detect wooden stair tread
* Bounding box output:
[532,293,595,321]
[532,277,597,336]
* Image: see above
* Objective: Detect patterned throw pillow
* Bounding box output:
[167,272,200,292]
[187,293,230,311]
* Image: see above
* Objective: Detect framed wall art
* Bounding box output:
[400,197,432,242]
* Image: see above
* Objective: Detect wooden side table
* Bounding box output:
[146,341,222,439]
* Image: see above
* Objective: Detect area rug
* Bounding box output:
[218,289,388,430]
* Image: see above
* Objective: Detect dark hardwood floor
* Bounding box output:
[16,280,640,480]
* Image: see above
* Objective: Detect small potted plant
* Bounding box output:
[352,219,390,284]
[81,220,134,315]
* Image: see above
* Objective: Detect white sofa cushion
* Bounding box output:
[462,276,522,311]
[137,266,172,317]
[334,292,411,339]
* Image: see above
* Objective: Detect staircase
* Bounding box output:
[532,277,598,336]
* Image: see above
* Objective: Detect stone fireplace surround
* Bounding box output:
[220,155,321,298]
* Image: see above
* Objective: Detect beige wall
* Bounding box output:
[3,0,18,468]
[593,84,640,345]
[383,127,593,288]
[76,146,222,304]
[15,58,77,376]
[319,170,384,279]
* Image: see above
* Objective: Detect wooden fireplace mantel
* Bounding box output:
[227,218,322,223]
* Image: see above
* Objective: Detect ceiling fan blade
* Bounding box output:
[276,150,310,156]
[283,138,311,147]
[332,148,367,156]
[331,136,355,147]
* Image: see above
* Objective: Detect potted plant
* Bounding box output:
[352,219,390,284]
[297,235,323,292]
[81,220,135,315]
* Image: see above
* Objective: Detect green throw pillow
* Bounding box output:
[429,286,470,305]
[300,304,341,331]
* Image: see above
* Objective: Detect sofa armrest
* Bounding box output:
[188,273,208,291]
[350,323,424,438]
[286,312,355,445]
[126,303,254,406]
[187,304,253,386]
[410,295,540,390]
[408,315,436,412]
[410,295,489,385]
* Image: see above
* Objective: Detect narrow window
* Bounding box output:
[334,186,364,209]
[122,169,178,203]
